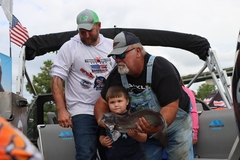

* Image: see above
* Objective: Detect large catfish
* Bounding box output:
[101,109,168,147]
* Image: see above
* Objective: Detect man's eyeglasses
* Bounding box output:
[112,48,135,60]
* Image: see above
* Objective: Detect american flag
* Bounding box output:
[10,15,29,47]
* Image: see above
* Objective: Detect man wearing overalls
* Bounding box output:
[94,31,193,160]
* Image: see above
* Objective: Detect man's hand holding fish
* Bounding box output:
[135,117,163,134]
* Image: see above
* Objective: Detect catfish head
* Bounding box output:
[101,112,116,131]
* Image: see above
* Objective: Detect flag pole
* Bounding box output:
[9,22,12,58]
[0,0,13,57]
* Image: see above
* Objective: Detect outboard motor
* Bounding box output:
[0,92,28,135]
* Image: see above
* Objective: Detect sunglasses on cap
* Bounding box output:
[112,48,135,60]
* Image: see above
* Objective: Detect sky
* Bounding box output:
[0,0,240,102]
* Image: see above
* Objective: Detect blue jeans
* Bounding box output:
[162,102,194,160]
[141,108,193,160]
[72,114,98,160]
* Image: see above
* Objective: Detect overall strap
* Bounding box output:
[146,56,156,86]
[121,55,156,89]
[121,74,129,89]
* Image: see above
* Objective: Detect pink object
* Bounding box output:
[182,86,199,141]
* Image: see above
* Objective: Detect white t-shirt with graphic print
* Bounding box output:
[51,34,115,116]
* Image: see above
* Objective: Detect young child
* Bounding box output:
[99,85,146,160]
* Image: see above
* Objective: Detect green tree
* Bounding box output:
[196,83,216,100]
[26,60,53,95]
[26,60,56,123]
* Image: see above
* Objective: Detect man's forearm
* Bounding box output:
[94,97,109,125]
[51,76,66,110]
[160,99,179,127]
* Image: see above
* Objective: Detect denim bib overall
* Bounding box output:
[121,56,193,160]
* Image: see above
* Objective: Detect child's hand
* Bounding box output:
[192,139,198,145]
[102,136,113,148]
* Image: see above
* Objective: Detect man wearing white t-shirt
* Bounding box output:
[51,9,115,160]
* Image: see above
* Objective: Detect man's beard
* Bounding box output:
[81,31,99,46]
[118,62,129,74]
[82,36,98,46]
